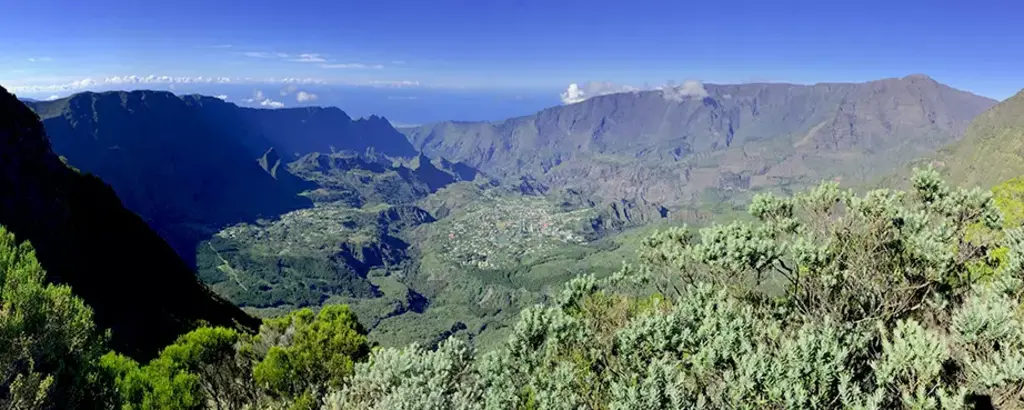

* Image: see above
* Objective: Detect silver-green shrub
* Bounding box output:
[319,169,1024,410]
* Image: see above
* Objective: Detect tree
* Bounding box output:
[252,305,370,409]
[0,226,110,410]
[100,327,256,410]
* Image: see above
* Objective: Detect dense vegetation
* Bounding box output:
[8,168,1024,409]
[198,178,655,350]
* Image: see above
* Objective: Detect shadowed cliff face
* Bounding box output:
[404,76,997,211]
[28,91,316,266]
[25,90,421,266]
[0,85,258,360]
[241,109,418,159]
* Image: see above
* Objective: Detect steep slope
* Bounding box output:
[0,85,258,359]
[27,91,315,265]
[404,75,996,212]
[238,108,417,159]
[922,89,1024,188]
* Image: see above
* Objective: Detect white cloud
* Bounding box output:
[368,80,420,88]
[559,80,708,104]
[280,84,297,96]
[13,78,98,92]
[387,96,418,100]
[6,75,420,94]
[560,82,638,104]
[260,99,285,108]
[45,95,60,101]
[296,91,318,102]
[103,75,233,85]
[277,77,328,84]
[290,53,326,63]
[27,57,53,63]
[319,63,383,69]
[560,83,586,104]
[210,44,233,49]
[661,80,708,101]
[241,89,284,108]
[214,95,228,100]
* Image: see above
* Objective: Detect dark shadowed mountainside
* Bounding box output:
[27,91,313,265]
[0,85,258,360]
[26,90,419,265]
[240,109,417,159]
[404,75,996,214]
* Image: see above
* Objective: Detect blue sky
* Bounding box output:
[2,0,1022,123]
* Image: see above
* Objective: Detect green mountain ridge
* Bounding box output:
[0,85,258,360]
[923,88,1024,188]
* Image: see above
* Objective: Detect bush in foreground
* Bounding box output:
[324,169,1024,409]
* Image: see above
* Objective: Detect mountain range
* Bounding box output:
[0,85,257,359]
[403,75,996,215]
[25,91,420,265]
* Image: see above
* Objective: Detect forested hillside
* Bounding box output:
[924,89,1024,188]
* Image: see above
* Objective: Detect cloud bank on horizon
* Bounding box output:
[5,75,421,95]
[559,80,709,104]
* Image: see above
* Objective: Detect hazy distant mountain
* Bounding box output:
[404,75,996,214]
[0,86,257,359]
[26,90,422,265]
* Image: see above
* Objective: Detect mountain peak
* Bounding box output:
[902,73,938,82]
